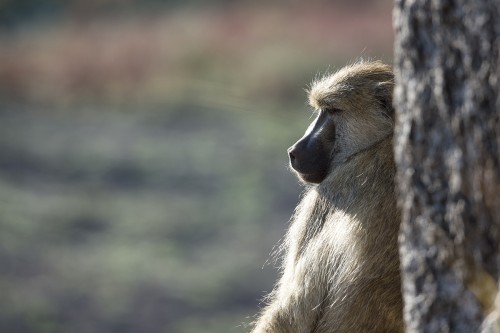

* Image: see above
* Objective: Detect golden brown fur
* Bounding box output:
[251,61,403,333]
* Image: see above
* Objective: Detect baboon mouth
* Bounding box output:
[294,170,326,184]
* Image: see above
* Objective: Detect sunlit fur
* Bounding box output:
[251,61,403,333]
[481,290,500,333]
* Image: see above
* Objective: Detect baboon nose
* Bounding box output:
[288,147,296,162]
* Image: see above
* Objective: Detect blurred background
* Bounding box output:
[0,1,393,332]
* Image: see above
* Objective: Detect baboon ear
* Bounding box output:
[375,81,394,116]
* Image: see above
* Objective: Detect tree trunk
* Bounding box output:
[393,0,500,332]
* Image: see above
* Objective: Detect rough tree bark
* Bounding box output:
[393,0,500,332]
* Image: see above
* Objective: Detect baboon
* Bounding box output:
[251,61,403,333]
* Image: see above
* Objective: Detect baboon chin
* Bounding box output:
[252,61,404,333]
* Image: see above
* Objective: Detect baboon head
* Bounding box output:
[287,61,395,184]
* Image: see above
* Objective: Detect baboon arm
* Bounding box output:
[251,306,292,333]
[252,295,321,333]
[252,190,329,333]
[252,256,325,333]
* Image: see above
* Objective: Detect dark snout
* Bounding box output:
[287,139,307,170]
[287,136,314,174]
[287,146,300,178]
[287,136,329,184]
